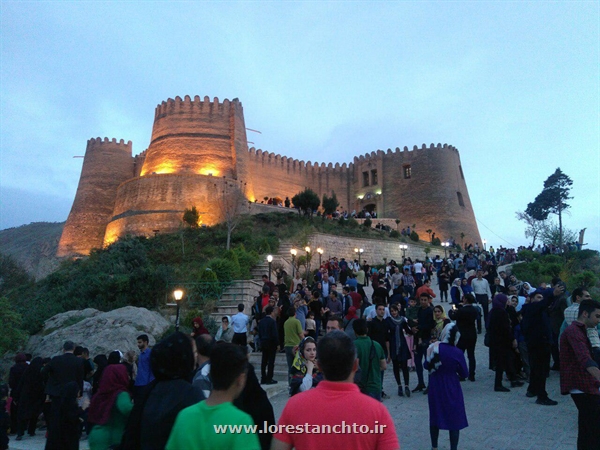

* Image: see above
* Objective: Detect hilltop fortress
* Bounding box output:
[57,95,481,257]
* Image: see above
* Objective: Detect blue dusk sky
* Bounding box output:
[1,2,598,251]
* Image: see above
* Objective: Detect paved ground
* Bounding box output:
[8,276,579,450]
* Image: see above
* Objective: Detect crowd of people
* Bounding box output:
[1,248,598,450]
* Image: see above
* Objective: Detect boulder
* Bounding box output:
[26,306,171,358]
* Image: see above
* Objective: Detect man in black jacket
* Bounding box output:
[450,293,479,381]
[43,340,84,450]
[412,293,434,392]
[258,306,279,385]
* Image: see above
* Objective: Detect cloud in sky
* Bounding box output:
[1,2,598,250]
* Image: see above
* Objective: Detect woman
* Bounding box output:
[438,267,450,302]
[460,278,473,297]
[119,332,203,450]
[190,317,209,338]
[431,305,451,343]
[88,364,133,450]
[92,355,108,395]
[342,306,359,340]
[450,279,462,306]
[424,323,468,450]
[385,304,414,397]
[289,337,322,396]
[215,316,234,343]
[487,294,524,392]
[15,357,45,441]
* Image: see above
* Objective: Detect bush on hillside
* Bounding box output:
[205,258,238,283]
[0,296,27,354]
[410,231,419,242]
[363,218,372,228]
[431,237,441,246]
[389,230,400,238]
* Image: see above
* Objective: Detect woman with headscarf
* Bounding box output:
[88,364,133,450]
[487,294,524,392]
[92,355,108,396]
[431,305,451,343]
[14,357,45,441]
[424,323,468,450]
[119,332,203,450]
[385,304,414,397]
[190,317,209,338]
[342,306,359,340]
[450,279,462,306]
[289,337,322,396]
[460,278,473,298]
[215,316,234,343]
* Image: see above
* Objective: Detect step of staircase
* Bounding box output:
[248,352,289,383]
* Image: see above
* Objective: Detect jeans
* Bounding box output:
[457,337,476,379]
[527,342,551,399]
[475,294,488,331]
[366,391,381,401]
[414,342,428,386]
[571,393,600,450]
[285,346,295,385]
[261,340,277,382]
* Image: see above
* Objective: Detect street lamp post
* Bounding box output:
[399,244,408,258]
[173,289,184,333]
[304,246,311,279]
[441,242,449,258]
[317,247,324,268]
[267,255,273,281]
[290,248,297,277]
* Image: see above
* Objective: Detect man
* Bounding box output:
[465,253,478,271]
[348,285,362,310]
[521,290,558,405]
[230,303,249,347]
[491,277,508,296]
[284,307,305,384]
[193,334,214,399]
[272,331,398,450]
[353,319,387,401]
[372,279,390,305]
[341,286,353,317]
[339,258,349,285]
[74,346,94,382]
[559,299,600,450]
[325,315,343,333]
[134,334,154,398]
[401,268,416,298]
[415,279,436,301]
[548,278,569,370]
[449,294,478,381]
[412,293,434,392]
[325,291,343,318]
[44,341,84,450]
[413,259,423,284]
[471,270,492,332]
[262,274,276,295]
[353,265,366,298]
[258,305,279,385]
[561,288,599,363]
[368,304,390,399]
[166,344,260,450]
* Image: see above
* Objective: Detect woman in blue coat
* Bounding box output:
[424,323,468,450]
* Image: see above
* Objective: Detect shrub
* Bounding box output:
[363,218,372,228]
[338,217,347,226]
[410,231,419,242]
[347,218,359,228]
[389,230,400,238]
[0,296,27,354]
[205,258,238,283]
[431,237,441,246]
[518,249,540,262]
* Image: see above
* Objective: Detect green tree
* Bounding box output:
[322,191,339,217]
[426,229,433,242]
[291,188,321,218]
[182,206,200,228]
[515,211,547,247]
[526,168,573,250]
[540,223,577,248]
[0,296,27,354]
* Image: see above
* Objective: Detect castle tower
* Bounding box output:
[57,138,134,257]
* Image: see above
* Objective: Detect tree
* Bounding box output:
[515,211,547,247]
[540,222,577,248]
[216,181,250,250]
[526,168,573,250]
[291,188,320,218]
[182,206,200,228]
[0,296,27,354]
[395,219,401,230]
[322,191,339,218]
[426,229,433,242]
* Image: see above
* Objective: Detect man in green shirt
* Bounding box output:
[166,344,260,450]
[353,318,387,401]
[284,307,305,385]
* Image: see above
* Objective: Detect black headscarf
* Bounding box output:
[150,332,195,381]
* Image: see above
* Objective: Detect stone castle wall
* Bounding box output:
[58,95,482,257]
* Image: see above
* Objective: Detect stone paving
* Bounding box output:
[8,276,580,450]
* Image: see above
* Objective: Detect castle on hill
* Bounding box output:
[57,95,481,257]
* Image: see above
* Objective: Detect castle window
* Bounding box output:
[457,191,465,207]
[371,169,378,185]
[403,165,412,179]
[459,165,464,180]
[363,171,370,187]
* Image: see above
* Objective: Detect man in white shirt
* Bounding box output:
[471,270,492,332]
[230,303,249,347]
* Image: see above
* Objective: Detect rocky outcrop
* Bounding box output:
[26,306,170,358]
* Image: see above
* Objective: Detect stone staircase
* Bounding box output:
[248,351,289,383]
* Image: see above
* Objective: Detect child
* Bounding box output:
[305,312,316,339]
[405,297,419,370]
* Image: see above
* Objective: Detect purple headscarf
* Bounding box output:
[492,293,508,310]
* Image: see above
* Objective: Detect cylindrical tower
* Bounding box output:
[57,138,134,257]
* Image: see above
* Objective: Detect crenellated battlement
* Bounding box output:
[154,95,242,119]
[247,147,351,175]
[87,137,132,148]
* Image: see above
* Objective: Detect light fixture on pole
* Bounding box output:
[399,244,408,258]
[304,246,311,278]
[173,289,184,333]
[267,254,273,281]
[441,242,449,258]
[290,248,297,277]
[317,247,323,267]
